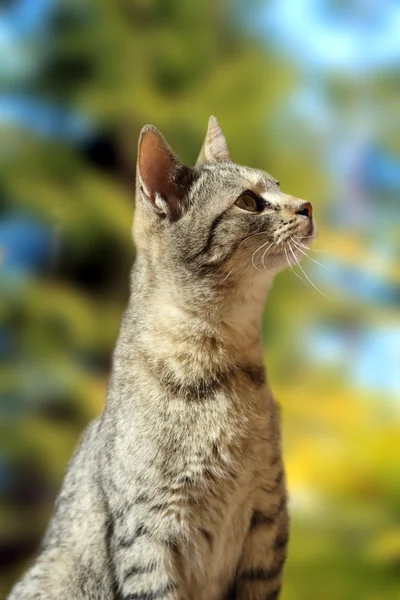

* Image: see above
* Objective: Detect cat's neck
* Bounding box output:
[126,258,274,359]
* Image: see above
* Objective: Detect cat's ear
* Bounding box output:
[136,125,194,220]
[196,116,231,166]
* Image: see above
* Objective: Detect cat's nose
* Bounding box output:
[295,202,313,219]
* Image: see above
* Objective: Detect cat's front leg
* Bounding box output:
[109,514,188,600]
[8,547,113,600]
[229,476,289,600]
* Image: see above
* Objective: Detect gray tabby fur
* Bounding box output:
[9,116,316,600]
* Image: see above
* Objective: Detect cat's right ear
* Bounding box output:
[196,116,231,166]
[136,125,194,220]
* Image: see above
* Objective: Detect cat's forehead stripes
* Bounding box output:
[195,163,279,192]
[242,179,281,204]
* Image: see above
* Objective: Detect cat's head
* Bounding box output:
[134,117,316,297]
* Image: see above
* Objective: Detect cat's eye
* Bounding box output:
[235,191,265,213]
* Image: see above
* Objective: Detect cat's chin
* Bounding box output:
[298,218,318,247]
[258,252,293,276]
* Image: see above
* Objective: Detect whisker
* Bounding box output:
[284,245,311,288]
[288,243,332,301]
[222,269,233,283]
[261,242,275,272]
[236,231,270,252]
[252,239,273,272]
[292,236,324,252]
[292,237,312,249]
[224,231,270,280]
[275,224,297,246]
[290,238,333,272]
[295,233,368,241]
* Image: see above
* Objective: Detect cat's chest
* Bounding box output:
[173,446,257,599]
[113,391,269,494]
[161,405,254,490]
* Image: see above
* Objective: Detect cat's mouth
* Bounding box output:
[270,218,317,271]
[274,218,316,250]
[305,217,317,241]
[296,223,316,246]
[243,205,317,273]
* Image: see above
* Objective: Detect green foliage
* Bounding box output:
[1,0,399,597]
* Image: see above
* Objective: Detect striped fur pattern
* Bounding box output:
[9,117,316,600]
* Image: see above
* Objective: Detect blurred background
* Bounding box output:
[0,0,399,598]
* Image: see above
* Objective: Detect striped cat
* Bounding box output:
[9,117,316,600]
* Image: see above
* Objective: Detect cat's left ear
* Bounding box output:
[196,116,231,166]
[137,125,195,220]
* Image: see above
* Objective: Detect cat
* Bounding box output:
[8,116,316,600]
